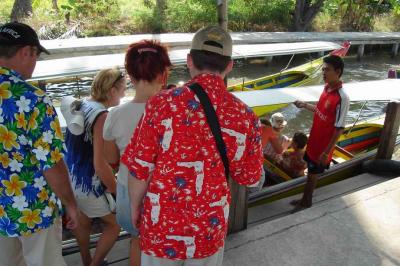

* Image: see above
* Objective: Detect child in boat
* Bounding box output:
[279,132,308,178]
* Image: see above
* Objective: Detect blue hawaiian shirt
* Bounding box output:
[0,67,66,237]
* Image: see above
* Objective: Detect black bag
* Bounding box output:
[188,83,230,179]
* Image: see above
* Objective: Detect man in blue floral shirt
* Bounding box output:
[0,22,78,266]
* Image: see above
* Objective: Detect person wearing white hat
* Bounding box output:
[261,112,291,164]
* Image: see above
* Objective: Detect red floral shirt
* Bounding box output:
[121,74,262,260]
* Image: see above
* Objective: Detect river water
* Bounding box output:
[47,51,400,136]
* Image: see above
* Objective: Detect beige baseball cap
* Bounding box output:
[191,25,232,57]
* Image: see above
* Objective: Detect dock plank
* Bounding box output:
[225,175,400,266]
[248,173,391,226]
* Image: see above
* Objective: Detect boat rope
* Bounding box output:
[280,54,296,73]
[345,101,368,136]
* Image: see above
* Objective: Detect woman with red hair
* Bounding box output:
[103,40,171,266]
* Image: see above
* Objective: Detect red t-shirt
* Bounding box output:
[306,82,350,163]
[121,74,262,260]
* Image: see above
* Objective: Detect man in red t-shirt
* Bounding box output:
[291,55,350,212]
[121,26,262,265]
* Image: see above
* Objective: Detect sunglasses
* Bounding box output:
[112,72,126,89]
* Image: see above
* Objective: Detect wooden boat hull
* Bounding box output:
[228,58,323,92]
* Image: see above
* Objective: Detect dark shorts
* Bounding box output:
[304,153,329,175]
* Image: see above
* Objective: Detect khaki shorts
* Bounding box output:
[75,193,112,218]
[141,247,224,266]
[0,217,66,266]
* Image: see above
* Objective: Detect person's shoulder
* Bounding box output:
[147,86,191,107]
[337,86,349,101]
[111,101,144,114]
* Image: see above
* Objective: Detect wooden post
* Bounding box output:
[217,0,248,233]
[392,43,399,58]
[357,45,364,61]
[228,178,248,234]
[376,101,400,159]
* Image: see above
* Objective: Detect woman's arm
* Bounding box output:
[270,136,285,154]
[104,140,120,165]
[93,113,117,194]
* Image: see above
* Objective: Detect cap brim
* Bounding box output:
[38,44,50,55]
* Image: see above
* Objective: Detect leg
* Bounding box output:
[130,236,141,266]
[0,235,26,266]
[73,212,93,266]
[20,218,67,266]
[141,252,182,266]
[90,213,120,266]
[300,173,318,208]
[184,247,224,266]
[116,182,141,266]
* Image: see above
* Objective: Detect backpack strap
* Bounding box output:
[188,83,230,179]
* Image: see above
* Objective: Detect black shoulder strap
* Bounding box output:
[188,83,230,179]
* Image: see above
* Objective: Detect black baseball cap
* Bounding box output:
[0,22,50,55]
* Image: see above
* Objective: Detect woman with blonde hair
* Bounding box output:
[65,68,125,266]
[103,40,172,266]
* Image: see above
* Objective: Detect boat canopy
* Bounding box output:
[234,79,400,107]
[55,79,400,129]
[32,41,340,81]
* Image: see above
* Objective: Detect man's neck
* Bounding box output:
[0,60,25,80]
[327,80,342,92]
[190,69,224,79]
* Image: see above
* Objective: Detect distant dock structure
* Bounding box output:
[41,32,400,60]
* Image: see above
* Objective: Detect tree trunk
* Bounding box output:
[10,0,32,22]
[292,0,324,31]
[156,0,166,17]
[52,0,59,13]
[217,0,228,30]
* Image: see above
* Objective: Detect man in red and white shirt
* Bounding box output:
[292,55,350,212]
[121,26,262,265]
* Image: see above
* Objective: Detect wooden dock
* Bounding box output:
[63,173,399,265]
[40,32,400,59]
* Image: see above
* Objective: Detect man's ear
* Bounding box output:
[187,54,193,69]
[335,68,342,77]
[222,60,233,77]
[18,45,32,58]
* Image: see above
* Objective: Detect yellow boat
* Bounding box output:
[228,58,324,92]
[228,41,351,93]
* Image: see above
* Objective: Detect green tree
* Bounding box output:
[339,0,390,31]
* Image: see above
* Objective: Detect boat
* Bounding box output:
[227,41,350,92]
[263,116,385,183]
[233,78,400,117]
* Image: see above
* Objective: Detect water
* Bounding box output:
[46,51,400,136]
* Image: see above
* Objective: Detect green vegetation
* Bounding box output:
[1,0,400,39]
